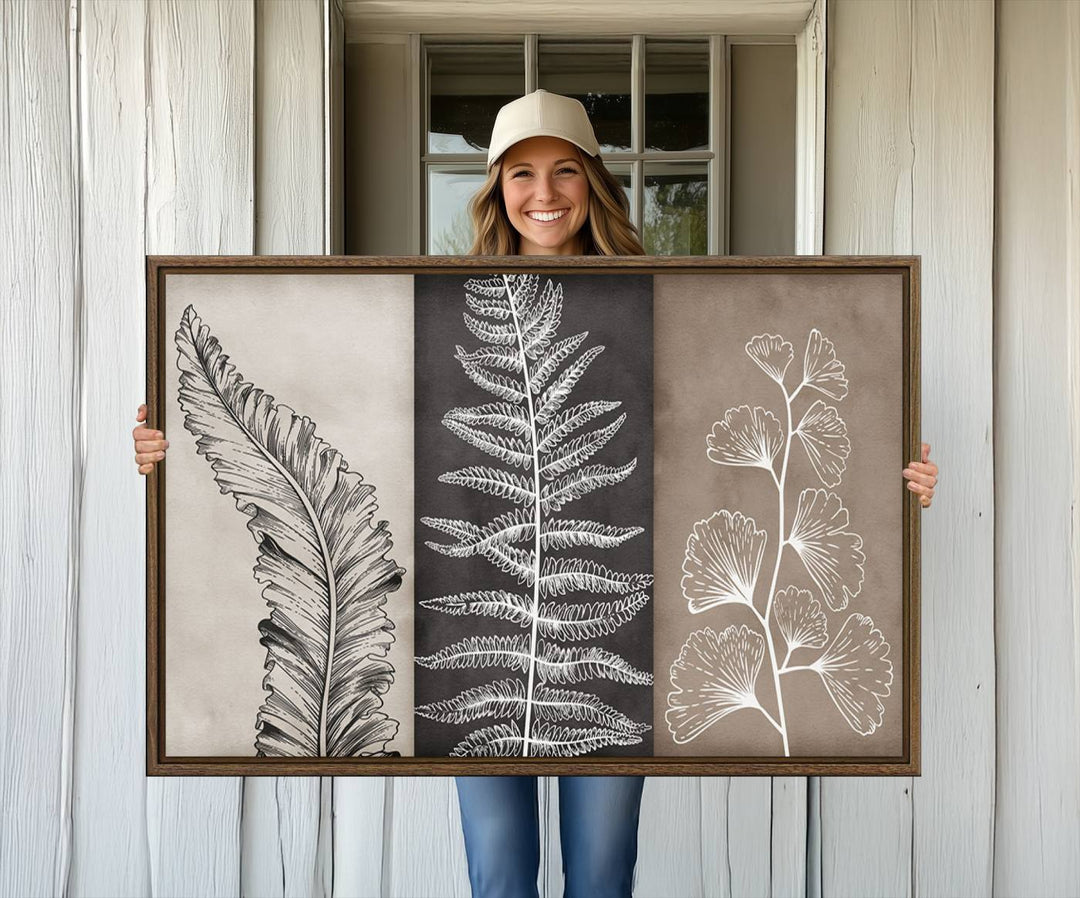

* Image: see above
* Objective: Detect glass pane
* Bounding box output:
[538,40,631,153]
[428,43,524,154]
[643,163,708,255]
[604,163,634,220]
[645,40,709,152]
[428,167,487,254]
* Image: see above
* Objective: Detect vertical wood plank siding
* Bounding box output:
[1,2,1076,897]
[994,1,1080,893]
[824,3,996,897]
[143,1,253,891]
[0,1,78,895]
[70,1,151,894]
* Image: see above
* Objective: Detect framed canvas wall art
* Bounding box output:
[145,256,920,776]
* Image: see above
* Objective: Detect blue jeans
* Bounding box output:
[454,775,646,898]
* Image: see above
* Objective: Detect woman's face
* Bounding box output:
[499,136,590,255]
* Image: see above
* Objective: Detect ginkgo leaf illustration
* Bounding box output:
[787,488,865,611]
[800,328,849,400]
[174,304,404,758]
[421,274,652,757]
[773,586,829,653]
[794,400,851,487]
[706,405,784,470]
[810,613,893,735]
[745,333,794,384]
[666,624,766,743]
[681,510,768,612]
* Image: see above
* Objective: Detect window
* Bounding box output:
[423,35,728,256]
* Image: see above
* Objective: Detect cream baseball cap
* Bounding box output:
[486,89,601,169]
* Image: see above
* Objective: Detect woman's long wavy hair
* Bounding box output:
[467,148,645,256]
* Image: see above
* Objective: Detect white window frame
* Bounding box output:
[400,0,826,256]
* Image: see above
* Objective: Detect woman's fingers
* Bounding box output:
[902,468,935,487]
[904,449,937,509]
[134,404,168,473]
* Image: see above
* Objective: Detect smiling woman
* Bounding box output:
[465,89,645,256]
[500,138,591,254]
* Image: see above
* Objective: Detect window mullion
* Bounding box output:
[631,34,645,235]
[525,34,537,93]
[708,34,726,256]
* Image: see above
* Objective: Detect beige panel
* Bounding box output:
[994,1,1080,893]
[344,40,413,254]
[730,44,797,255]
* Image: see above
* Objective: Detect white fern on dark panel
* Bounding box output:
[666,328,893,756]
[416,274,653,758]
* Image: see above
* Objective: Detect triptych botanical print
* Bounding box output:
[154,264,912,768]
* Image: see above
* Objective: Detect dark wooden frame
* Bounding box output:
[146,254,920,776]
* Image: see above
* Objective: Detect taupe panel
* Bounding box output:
[653,272,904,758]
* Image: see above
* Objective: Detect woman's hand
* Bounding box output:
[903,442,938,508]
[133,403,169,475]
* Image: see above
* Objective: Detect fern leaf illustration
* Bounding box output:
[540,460,638,513]
[441,417,532,468]
[540,413,628,479]
[438,465,535,504]
[173,305,404,758]
[416,678,526,724]
[533,685,651,733]
[422,274,652,757]
[531,332,589,391]
[415,633,531,672]
[422,509,533,558]
[449,722,525,757]
[419,590,532,622]
[444,403,531,437]
[537,400,623,453]
[535,593,651,640]
[539,557,654,598]
[536,642,653,685]
[529,724,644,757]
[540,520,644,551]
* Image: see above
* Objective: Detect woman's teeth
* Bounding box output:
[527,209,567,222]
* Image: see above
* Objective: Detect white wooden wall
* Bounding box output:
[1,1,1077,897]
